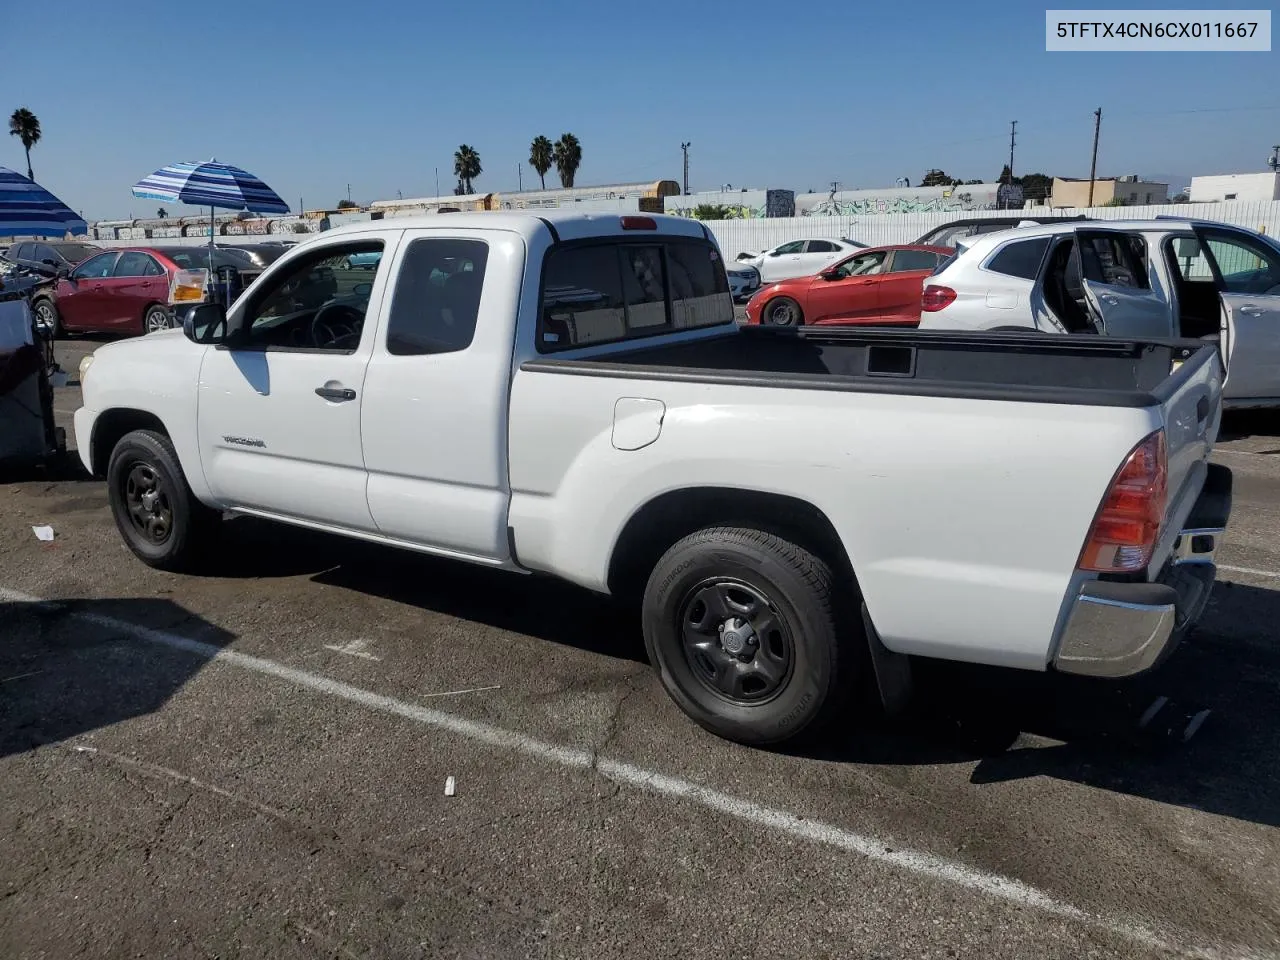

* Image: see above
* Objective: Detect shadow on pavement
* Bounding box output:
[1220,409,1280,442]
[0,597,235,760]
[210,516,648,663]
[813,580,1280,829]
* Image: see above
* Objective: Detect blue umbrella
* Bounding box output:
[0,166,87,238]
[131,158,290,295]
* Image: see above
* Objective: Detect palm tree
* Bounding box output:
[453,144,482,194]
[528,135,553,190]
[8,107,41,180]
[552,133,582,189]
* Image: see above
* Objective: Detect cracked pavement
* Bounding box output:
[2,341,1280,958]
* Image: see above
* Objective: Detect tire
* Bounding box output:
[764,296,803,326]
[143,305,174,335]
[107,429,219,572]
[642,526,856,746]
[32,297,60,340]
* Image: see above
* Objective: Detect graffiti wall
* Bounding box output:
[665,189,795,220]
[796,183,1023,217]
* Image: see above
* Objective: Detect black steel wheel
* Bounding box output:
[765,296,803,326]
[643,526,858,746]
[107,429,219,571]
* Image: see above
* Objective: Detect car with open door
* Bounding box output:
[744,245,953,327]
[917,218,1280,408]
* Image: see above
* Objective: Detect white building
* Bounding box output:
[1189,172,1280,203]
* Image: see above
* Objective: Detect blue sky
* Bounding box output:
[1,0,1274,219]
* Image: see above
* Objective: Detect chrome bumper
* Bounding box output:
[1054,464,1231,679]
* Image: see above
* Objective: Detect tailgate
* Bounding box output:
[1150,345,1225,573]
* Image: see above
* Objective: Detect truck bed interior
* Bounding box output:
[523,325,1213,408]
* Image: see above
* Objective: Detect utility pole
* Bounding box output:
[435,167,439,197]
[1087,108,1102,208]
[347,183,352,203]
[517,162,523,191]
[829,180,841,194]
[681,142,691,195]
[1008,120,1017,181]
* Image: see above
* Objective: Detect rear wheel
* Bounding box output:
[764,296,803,326]
[642,526,856,746]
[143,305,173,334]
[107,429,219,571]
[32,297,60,339]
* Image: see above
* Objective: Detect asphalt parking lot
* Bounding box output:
[3,339,1280,959]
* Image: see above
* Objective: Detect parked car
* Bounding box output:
[913,215,1089,249]
[216,243,292,269]
[917,218,1280,408]
[32,246,264,339]
[726,263,761,303]
[744,245,953,327]
[341,251,381,270]
[74,211,1232,747]
[735,238,868,284]
[6,240,102,277]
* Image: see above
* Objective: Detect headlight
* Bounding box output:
[78,353,94,384]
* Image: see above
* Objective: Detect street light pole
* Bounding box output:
[681,142,691,195]
[1087,108,1102,208]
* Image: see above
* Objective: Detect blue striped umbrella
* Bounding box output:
[0,166,87,238]
[130,158,290,215]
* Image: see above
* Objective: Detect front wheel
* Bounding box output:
[642,527,856,746]
[32,298,60,339]
[107,429,219,571]
[764,296,803,326]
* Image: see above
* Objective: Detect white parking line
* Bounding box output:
[1219,564,1280,580]
[0,585,1266,960]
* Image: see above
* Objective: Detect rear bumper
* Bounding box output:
[1053,463,1232,678]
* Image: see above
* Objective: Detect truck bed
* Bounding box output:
[522,326,1218,409]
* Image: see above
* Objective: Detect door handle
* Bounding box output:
[1098,293,1120,306]
[315,386,356,401]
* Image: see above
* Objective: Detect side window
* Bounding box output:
[985,237,1051,280]
[1079,233,1149,289]
[834,251,887,278]
[773,241,805,255]
[243,243,384,351]
[33,244,56,263]
[114,252,159,277]
[539,241,730,350]
[1166,236,1216,281]
[889,249,940,273]
[1201,232,1280,295]
[71,253,118,279]
[385,238,489,355]
[806,240,838,253]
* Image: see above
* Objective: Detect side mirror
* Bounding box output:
[819,269,839,280]
[353,282,373,297]
[41,258,58,267]
[183,302,228,344]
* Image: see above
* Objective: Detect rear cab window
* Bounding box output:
[538,238,733,351]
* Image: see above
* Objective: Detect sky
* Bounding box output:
[1,0,1275,220]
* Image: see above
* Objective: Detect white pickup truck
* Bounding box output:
[74,211,1233,746]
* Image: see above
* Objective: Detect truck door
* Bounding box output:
[1193,225,1280,403]
[359,230,516,561]
[1077,230,1171,338]
[196,239,395,531]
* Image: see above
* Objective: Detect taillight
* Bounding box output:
[921,285,956,311]
[1078,431,1167,573]
[620,216,657,230]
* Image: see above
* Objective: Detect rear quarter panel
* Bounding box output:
[507,368,1161,670]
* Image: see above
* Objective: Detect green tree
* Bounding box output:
[1019,172,1053,202]
[453,144,482,194]
[1103,196,1129,207]
[8,107,41,180]
[920,169,954,187]
[553,133,582,189]
[1171,191,1190,204]
[337,199,358,209]
[691,204,730,220]
[528,135,553,190]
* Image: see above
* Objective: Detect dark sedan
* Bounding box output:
[6,240,102,276]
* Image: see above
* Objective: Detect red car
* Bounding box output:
[743,244,954,327]
[34,246,261,339]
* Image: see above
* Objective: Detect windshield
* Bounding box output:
[54,243,100,263]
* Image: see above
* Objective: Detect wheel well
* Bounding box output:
[606,487,855,602]
[90,409,168,477]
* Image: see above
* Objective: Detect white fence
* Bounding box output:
[701,200,1280,256]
